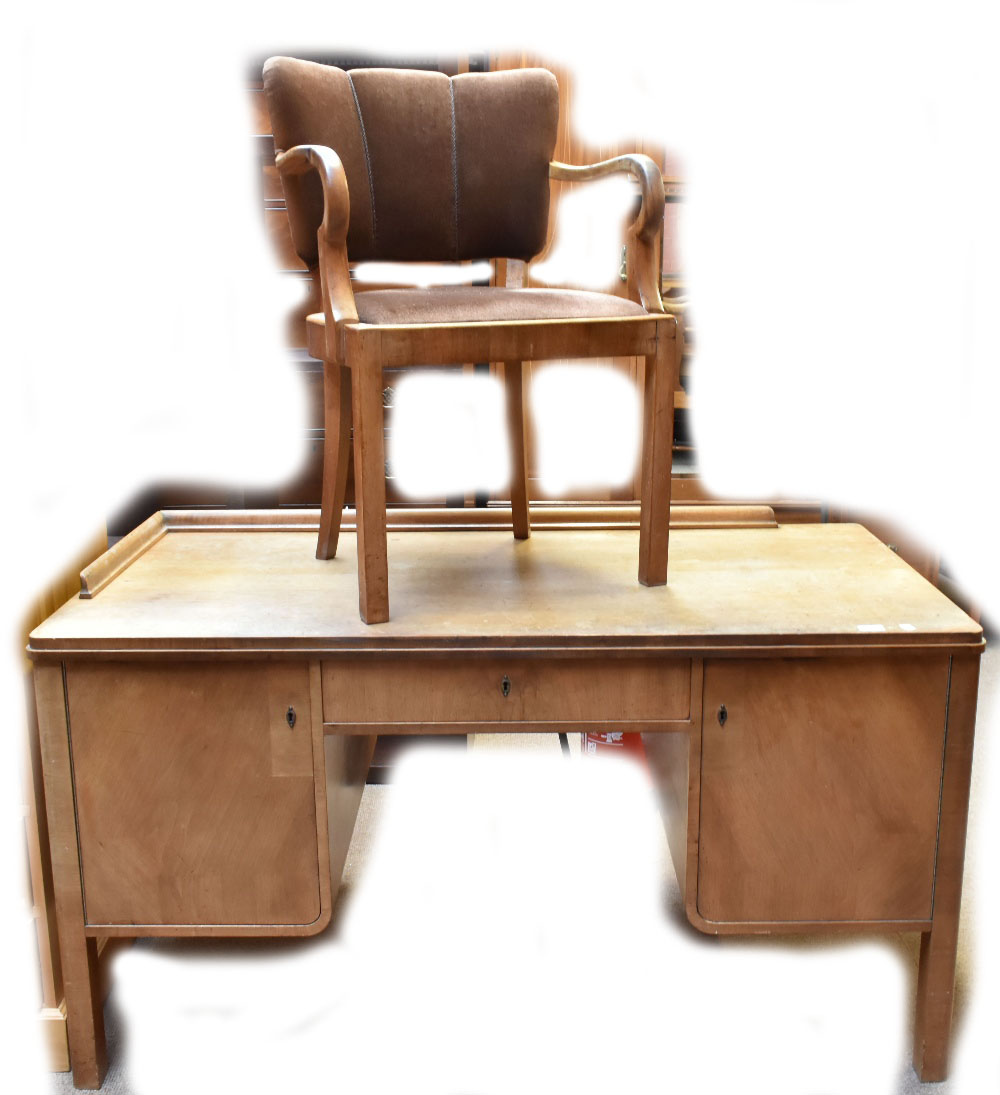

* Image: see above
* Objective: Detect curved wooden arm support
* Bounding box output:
[550,155,666,312]
[276,144,351,245]
[276,144,358,359]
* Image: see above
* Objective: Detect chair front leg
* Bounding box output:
[316,360,353,560]
[504,360,531,540]
[348,329,390,623]
[638,318,679,585]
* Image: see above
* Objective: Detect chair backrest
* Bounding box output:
[263,58,560,267]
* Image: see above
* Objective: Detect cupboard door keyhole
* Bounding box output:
[717,704,728,727]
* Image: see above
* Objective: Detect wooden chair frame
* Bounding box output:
[277,144,681,623]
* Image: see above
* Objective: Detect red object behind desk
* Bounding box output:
[581,731,647,765]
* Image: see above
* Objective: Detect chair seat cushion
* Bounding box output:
[354,286,648,325]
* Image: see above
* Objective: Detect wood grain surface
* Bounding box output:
[503,360,531,541]
[66,662,328,932]
[308,311,661,367]
[697,656,949,924]
[324,731,377,889]
[31,513,984,1087]
[30,522,982,655]
[160,503,780,531]
[348,327,390,623]
[913,652,981,1080]
[315,362,352,560]
[322,655,691,730]
[35,665,107,1089]
[638,316,677,585]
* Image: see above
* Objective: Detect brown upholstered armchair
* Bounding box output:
[263,58,680,623]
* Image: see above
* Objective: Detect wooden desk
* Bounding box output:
[29,510,982,1088]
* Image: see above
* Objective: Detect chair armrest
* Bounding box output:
[551,155,664,244]
[276,144,358,355]
[550,155,666,313]
[275,144,350,246]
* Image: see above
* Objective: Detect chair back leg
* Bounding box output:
[504,360,531,540]
[316,361,353,560]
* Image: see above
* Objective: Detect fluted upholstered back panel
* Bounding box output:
[263,58,560,266]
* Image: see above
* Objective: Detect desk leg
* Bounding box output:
[913,652,979,1082]
[35,665,107,1089]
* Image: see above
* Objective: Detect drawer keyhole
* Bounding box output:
[501,675,512,698]
[717,704,728,727]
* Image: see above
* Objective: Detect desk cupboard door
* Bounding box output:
[698,656,949,925]
[66,662,326,931]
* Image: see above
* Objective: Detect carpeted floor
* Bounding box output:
[50,645,998,1095]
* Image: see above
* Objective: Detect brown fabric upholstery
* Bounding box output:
[349,69,454,261]
[262,61,372,264]
[354,287,647,325]
[263,58,559,266]
[451,70,559,262]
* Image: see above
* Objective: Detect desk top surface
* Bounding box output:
[29,512,982,657]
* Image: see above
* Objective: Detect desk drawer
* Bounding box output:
[322,656,691,730]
